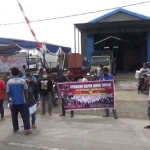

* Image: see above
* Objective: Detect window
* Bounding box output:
[27,58,36,65]
[92,57,109,66]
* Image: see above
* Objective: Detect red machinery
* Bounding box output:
[59,53,86,81]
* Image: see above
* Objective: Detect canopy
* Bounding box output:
[0,37,71,55]
[0,44,21,55]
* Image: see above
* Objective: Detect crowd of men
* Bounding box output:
[3,65,146,135]
[0,66,119,134]
[0,67,76,135]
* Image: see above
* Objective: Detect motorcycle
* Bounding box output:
[135,70,150,94]
[86,69,97,81]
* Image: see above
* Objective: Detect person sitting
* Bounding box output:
[22,72,37,82]
[138,62,150,93]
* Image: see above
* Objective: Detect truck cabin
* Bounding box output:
[91,56,110,69]
[27,57,40,65]
[27,57,41,71]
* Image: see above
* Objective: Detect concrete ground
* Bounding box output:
[0,114,150,150]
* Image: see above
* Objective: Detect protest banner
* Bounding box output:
[57,80,115,111]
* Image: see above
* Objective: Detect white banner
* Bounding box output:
[0,54,26,72]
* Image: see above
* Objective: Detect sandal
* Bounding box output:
[32,125,37,129]
[24,130,32,135]
[144,125,150,129]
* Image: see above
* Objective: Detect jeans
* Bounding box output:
[11,104,30,130]
[31,113,36,125]
[41,94,52,114]
[0,100,4,118]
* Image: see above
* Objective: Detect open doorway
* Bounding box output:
[113,48,124,71]
[94,32,147,72]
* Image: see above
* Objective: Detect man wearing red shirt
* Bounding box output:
[0,79,6,121]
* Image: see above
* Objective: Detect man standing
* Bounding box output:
[6,67,31,135]
[0,79,6,121]
[100,67,118,119]
[39,70,53,115]
[22,73,39,129]
[59,68,74,118]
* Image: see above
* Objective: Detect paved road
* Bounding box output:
[0,114,150,150]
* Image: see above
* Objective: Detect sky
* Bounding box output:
[0,0,150,52]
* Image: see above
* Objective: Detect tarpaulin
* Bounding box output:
[0,44,21,55]
[57,80,115,111]
[0,37,71,55]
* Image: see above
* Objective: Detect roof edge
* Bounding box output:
[89,8,150,23]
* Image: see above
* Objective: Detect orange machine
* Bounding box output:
[63,53,86,81]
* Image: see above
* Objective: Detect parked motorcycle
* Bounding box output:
[86,69,97,81]
[135,70,150,94]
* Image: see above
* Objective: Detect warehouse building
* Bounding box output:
[75,8,150,71]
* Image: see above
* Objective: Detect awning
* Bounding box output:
[0,37,71,55]
[46,43,60,55]
[0,44,21,55]
[74,20,150,32]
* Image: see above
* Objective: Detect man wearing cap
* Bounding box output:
[100,67,118,119]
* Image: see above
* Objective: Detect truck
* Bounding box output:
[91,51,116,74]
[22,49,58,72]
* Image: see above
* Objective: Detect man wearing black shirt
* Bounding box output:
[39,71,53,115]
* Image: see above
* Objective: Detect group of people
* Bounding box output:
[0,66,78,134]
[1,63,150,133]
[0,67,55,135]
